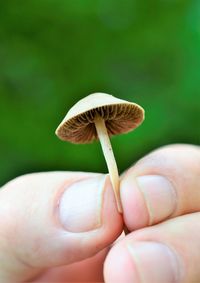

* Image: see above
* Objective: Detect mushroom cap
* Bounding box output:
[56,92,145,144]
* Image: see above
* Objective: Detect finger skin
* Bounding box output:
[104,212,200,283]
[0,172,123,282]
[32,248,108,282]
[120,144,200,230]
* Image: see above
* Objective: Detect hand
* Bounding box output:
[0,144,199,283]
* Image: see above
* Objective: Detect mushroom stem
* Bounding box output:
[94,114,122,213]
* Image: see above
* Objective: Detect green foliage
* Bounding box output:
[0,0,199,186]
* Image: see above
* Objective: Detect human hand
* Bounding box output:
[0,144,199,283]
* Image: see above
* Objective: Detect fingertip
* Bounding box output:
[50,173,123,264]
[121,172,177,230]
[99,175,124,243]
[120,173,149,231]
[104,175,122,216]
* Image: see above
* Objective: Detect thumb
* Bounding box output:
[0,172,123,282]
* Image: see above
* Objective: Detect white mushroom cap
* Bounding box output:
[56,92,145,144]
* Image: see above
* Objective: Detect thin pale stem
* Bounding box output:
[94,114,122,213]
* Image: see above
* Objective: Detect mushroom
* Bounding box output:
[55,92,145,213]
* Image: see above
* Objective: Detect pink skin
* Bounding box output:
[0,144,200,283]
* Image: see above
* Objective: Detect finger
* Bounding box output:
[104,212,200,283]
[0,172,123,282]
[120,144,200,230]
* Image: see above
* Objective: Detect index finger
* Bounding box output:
[120,144,200,231]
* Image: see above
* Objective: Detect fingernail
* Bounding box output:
[127,241,181,283]
[136,175,177,224]
[59,175,107,232]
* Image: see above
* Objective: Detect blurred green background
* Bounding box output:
[0,0,199,186]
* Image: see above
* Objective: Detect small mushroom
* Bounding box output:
[56,92,144,213]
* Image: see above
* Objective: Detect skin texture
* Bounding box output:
[0,144,200,282]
